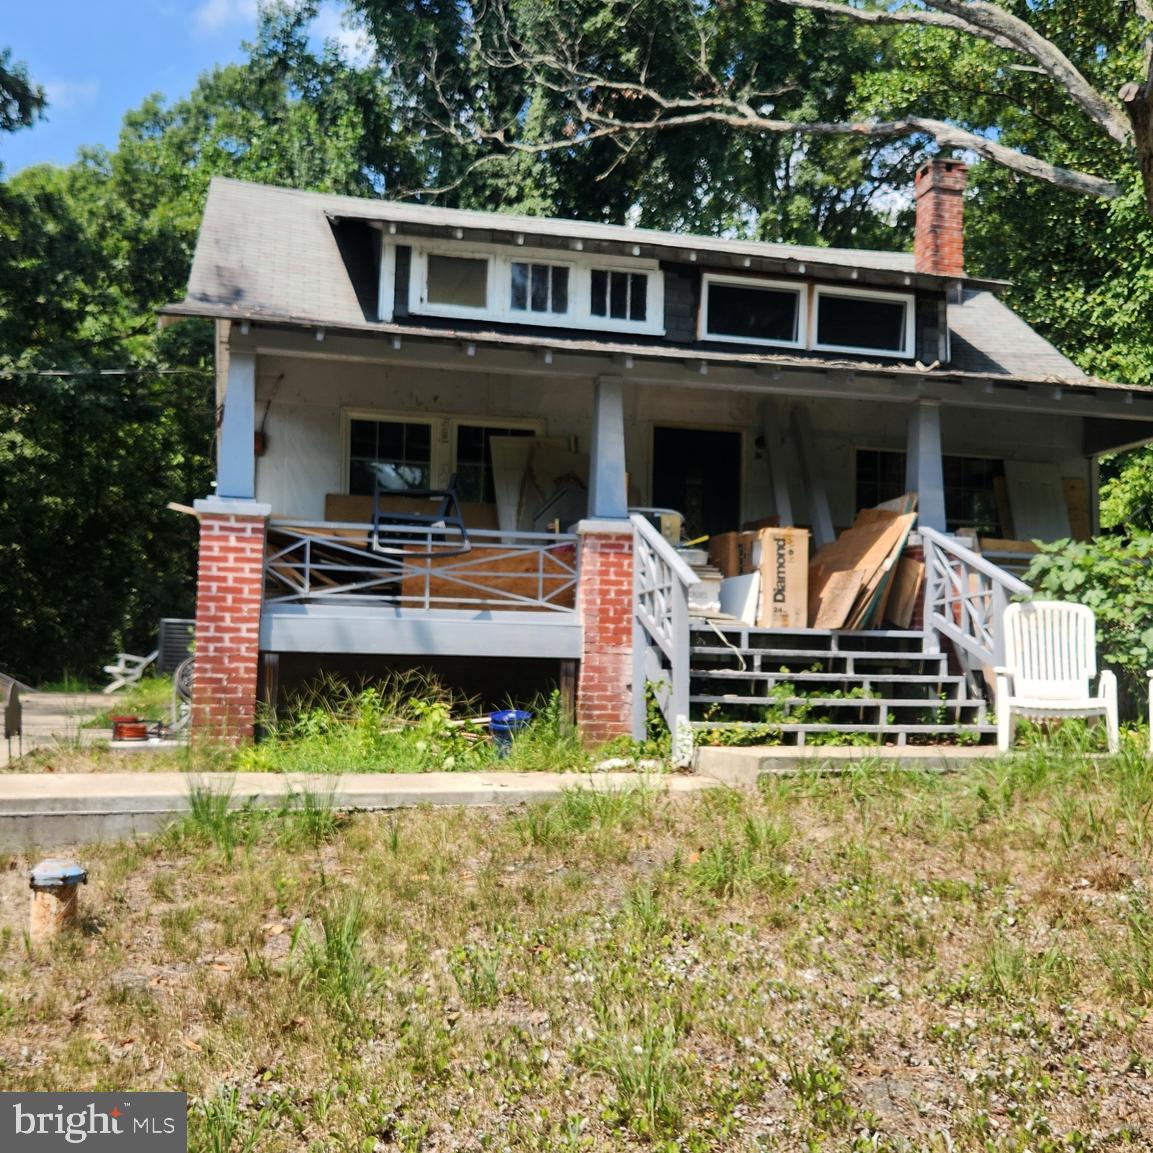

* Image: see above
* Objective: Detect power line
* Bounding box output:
[0,367,214,378]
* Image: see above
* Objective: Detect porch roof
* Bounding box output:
[167,177,1104,390]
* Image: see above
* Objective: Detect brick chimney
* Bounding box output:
[914,158,967,277]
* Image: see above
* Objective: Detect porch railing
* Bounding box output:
[265,520,579,612]
[921,525,1032,672]
[631,513,700,764]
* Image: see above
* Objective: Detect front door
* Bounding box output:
[652,427,742,540]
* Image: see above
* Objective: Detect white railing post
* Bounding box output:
[630,514,700,760]
[920,526,1031,672]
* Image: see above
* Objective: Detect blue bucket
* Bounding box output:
[489,709,533,756]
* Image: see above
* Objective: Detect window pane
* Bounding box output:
[590,269,608,316]
[510,262,529,311]
[530,264,549,312]
[609,271,628,318]
[629,273,647,321]
[706,283,798,342]
[817,294,907,352]
[349,419,377,458]
[427,254,488,308]
[348,419,432,496]
[552,267,569,313]
[455,424,534,504]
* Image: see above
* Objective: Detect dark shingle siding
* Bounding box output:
[662,267,698,343]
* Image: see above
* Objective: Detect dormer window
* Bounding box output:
[701,276,803,347]
[815,286,913,356]
[511,262,570,315]
[698,275,914,359]
[426,254,490,311]
[591,269,648,323]
[406,244,663,335]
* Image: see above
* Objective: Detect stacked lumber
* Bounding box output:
[808,496,918,629]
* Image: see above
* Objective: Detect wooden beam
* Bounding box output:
[790,404,835,548]
[760,399,795,526]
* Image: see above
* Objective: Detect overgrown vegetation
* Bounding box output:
[6,752,1153,1148]
[1026,536,1153,705]
[235,672,599,774]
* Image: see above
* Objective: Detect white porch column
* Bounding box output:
[218,350,256,500]
[906,398,946,532]
[588,375,629,519]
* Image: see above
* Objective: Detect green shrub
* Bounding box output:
[1025,533,1153,705]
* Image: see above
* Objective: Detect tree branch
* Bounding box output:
[769,0,1132,147]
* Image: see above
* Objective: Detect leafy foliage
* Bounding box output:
[0,49,44,140]
[1025,535,1153,700]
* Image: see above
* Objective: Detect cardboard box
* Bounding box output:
[708,530,759,578]
[756,528,809,628]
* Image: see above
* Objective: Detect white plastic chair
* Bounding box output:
[995,601,1118,753]
[102,650,159,695]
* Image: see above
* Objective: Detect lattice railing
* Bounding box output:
[265,521,579,612]
[921,525,1032,670]
[631,514,699,762]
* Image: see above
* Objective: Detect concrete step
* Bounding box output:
[691,721,998,747]
[691,694,987,719]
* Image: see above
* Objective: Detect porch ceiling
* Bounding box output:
[215,322,1153,425]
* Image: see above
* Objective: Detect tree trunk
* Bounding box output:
[1120,80,1153,215]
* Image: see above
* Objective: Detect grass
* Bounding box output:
[4,749,1153,1148]
[86,674,177,728]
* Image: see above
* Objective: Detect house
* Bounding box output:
[165,161,1153,748]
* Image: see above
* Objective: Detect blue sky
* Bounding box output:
[2,1,363,174]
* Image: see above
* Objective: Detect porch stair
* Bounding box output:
[687,622,996,747]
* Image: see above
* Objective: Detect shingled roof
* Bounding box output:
[173,177,1088,385]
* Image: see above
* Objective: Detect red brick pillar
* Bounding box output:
[191,499,271,744]
[576,521,634,742]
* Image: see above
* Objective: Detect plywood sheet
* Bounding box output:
[810,570,864,629]
[324,494,499,530]
[400,544,577,609]
[885,557,924,629]
[1062,477,1091,541]
[489,437,536,534]
[1003,461,1070,541]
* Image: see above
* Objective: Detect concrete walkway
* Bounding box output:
[0,769,718,849]
[1,691,109,769]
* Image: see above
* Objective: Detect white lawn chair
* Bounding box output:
[995,601,1118,753]
[102,650,159,695]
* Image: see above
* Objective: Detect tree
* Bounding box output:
[351,0,929,242]
[348,0,1153,212]
[0,2,423,682]
[0,48,44,137]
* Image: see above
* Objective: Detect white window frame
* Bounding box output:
[410,248,498,320]
[814,285,915,359]
[698,273,806,349]
[343,409,546,494]
[408,243,664,337]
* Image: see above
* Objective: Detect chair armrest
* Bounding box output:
[1098,668,1118,701]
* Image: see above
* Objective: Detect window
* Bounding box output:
[410,246,663,335]
[346,413,544,501]
[591,269,648,322]
[856,449,1005,535]
[426,254,489,309]
[349,418,433,495]
[455,425,535,503]
[511,263,569,315]
[701,276,802,346]
[816,288,913,356]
